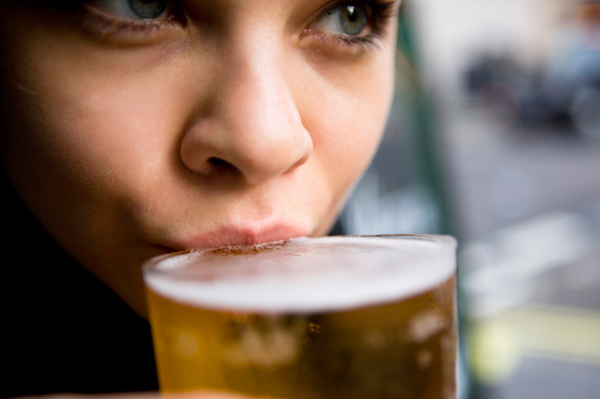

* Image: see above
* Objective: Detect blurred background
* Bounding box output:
[337,1,600,398]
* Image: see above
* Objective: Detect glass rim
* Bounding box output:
[142,234,456,314]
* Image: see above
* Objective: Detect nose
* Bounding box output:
[180,42,313,185]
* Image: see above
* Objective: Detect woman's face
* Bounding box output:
[0,0,399,315]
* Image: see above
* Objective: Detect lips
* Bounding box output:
[168,223,309,251]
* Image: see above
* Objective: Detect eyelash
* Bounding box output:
[78,0,397,47]
[312,1,397,49]
[76,1,183,40]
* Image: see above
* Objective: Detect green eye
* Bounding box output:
[314,4,370,37]
[339,6,367,36]
[128,0,168,19]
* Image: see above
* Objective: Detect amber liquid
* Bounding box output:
[147,276,456,399]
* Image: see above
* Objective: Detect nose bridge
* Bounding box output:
[180,31,313,185]
[222,36,295,140]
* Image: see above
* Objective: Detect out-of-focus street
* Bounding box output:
[443,103,600,241]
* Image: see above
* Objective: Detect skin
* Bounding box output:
[0,0,399,321]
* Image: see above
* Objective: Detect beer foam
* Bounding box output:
[144,235,456,313]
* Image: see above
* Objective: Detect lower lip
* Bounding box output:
[170,225,309,251]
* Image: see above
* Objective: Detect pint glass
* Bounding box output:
[144,235,457,399]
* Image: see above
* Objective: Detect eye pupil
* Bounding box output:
[347,6,357,22]
[128,0,168,19]
[339,5,367,36]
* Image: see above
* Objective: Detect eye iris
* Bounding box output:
[339,5,367,35]
[128,0,168,19]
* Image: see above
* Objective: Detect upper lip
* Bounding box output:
[167,223,309,251]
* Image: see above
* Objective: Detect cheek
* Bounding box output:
[41,79,177,189]
[298,51,395,200]
[0,37,196,270]
[6,37,195,205]
[8,80,166,226]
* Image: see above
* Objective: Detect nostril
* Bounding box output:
[208,157,230,167]
[208,157,238,174]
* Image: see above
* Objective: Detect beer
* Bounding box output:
[144,235,456,399]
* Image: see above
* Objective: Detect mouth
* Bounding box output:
[167,223,309,252]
